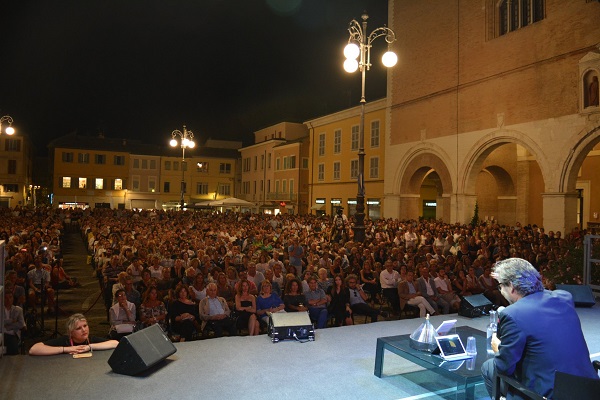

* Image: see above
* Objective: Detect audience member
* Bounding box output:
[417,266,450,314]
[199,283,237,338]
[235,280,259,335]
[305,276,328,329]
[109,288,137,340]
[29,313,118,356]
[255,280,285,326]
[347,274,387,323]
[398,270,436,317]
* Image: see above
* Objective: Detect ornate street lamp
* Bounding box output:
[0,115,16,135]
[169,125,196,209]
[29,185,41,207]
[343,12,397,242]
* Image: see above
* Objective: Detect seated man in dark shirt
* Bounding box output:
[346,274,388,323]
[29,313,118,356]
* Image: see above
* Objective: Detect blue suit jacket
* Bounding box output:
[495,290,598,398]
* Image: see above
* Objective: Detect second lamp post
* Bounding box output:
[170,125,196,210]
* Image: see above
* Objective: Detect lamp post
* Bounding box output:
[343,12,397,242]
[169,125,195,210]
[0,115,16,135]
[29,185,40,207]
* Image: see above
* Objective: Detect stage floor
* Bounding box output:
[2,307,599,400]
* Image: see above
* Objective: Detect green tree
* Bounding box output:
[470,201,479,227]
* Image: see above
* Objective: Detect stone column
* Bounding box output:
[399,194,421,220]
[516,158,531,225]
[436,194,452,222]
[541,192,579,234]
[383,194,401,220]
[454,193,478,225]
[497,196,517,226]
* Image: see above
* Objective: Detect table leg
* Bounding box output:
[374,338,385,377]
[455,381,477,400]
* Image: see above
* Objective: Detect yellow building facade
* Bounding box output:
[305,98,387,218]
[51,135,131,208]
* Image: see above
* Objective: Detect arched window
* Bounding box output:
[498,0,544,36]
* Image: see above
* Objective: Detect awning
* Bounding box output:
[310,204,325,210]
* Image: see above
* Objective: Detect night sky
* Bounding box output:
[1,0,390,155]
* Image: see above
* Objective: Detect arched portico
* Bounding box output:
[478,165,517,225]
[459,130,547,228]
[551,122,600,233]
[390,145,454,221]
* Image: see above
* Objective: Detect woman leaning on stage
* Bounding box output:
[29,313,118,356]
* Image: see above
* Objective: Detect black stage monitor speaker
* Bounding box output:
[268,312,315,343]
[459,294,494,318]
[108,324,177,376]
[555,284,596,307]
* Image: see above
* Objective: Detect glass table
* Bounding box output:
[374,326,491,400]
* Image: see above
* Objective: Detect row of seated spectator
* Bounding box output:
[1,206,78,354]
[109,268,389,343]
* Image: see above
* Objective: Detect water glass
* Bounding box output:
[466,336,477,355]
[466,355,477,371]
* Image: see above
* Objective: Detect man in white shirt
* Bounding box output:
[417,266,450,314]
[379,260,401,314]
[246,262,265,288]
[268,251,284,272]
[397,271,436,317]
[393,230,404,247]
[433,268,461,311]
[271,264,285,290]
[404,226,418,250]
[27,255,55,312]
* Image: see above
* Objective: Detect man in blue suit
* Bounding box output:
[481,258,598,399]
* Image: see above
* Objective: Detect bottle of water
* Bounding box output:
[486,310,498,355]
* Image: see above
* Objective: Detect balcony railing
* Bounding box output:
[267,192,297,201]
[238,192,298,202]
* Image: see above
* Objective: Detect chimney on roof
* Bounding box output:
[98,132,105,139]
[122,139,127,146]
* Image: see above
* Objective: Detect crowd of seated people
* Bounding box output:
[1,205,586,350]
[80,209,581,339]
[0,206,80,354]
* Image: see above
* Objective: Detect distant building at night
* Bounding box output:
[0,132,32,208]
[239,122,309,215]
[48,133,240,210]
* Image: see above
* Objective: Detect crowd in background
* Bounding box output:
[2,206,589,349]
